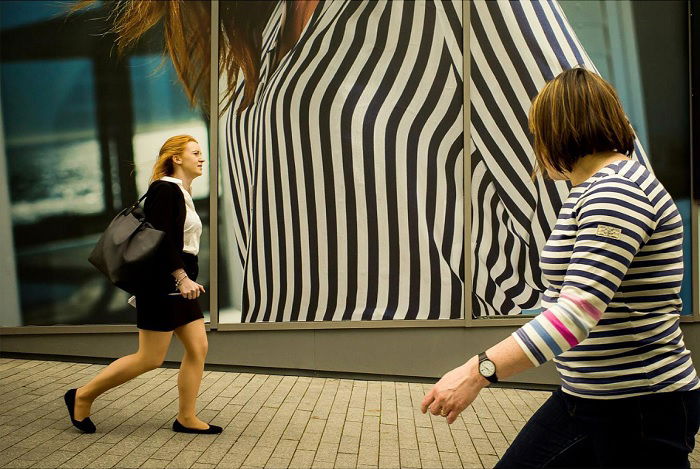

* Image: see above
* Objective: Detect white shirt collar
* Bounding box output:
[160,176,183,185]
[160,175,195,201]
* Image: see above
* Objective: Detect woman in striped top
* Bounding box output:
[422,68,700,468]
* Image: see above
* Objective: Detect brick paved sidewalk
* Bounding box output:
[1,358,699,468]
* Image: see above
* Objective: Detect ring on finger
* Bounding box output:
[440,408,448,417]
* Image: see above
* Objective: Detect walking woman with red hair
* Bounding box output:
[64,135,222,435]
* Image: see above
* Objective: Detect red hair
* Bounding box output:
[150,135,198,184]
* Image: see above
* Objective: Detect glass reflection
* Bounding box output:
[0,2,210,326]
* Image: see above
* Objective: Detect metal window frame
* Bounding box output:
[209,0,221,331]
[689,0,700,322]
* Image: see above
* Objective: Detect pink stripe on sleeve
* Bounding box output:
[560,293,603,321]
[542,310,579,347]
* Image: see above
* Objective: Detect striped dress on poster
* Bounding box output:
[223,0,465,322]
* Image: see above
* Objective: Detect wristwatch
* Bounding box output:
[478,352,498,384]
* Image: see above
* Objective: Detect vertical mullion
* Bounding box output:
[463,1,473,326]
[691,0,699,320]
[209,0,220,329]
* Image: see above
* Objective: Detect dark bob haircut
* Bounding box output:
[528,67,635,178]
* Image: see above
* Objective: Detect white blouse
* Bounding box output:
[160,176,202,256]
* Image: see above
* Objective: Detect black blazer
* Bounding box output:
[145,180,187,274]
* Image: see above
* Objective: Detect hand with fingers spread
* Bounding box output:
[420,356,489,424]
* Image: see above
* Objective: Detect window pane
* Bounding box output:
[0,3,210,326]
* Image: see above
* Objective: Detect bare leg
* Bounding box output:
[73,329,173,421]
[174,319,209,429]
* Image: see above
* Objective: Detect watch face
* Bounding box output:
[480,360,496,377]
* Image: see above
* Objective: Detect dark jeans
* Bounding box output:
[496,388,700,468]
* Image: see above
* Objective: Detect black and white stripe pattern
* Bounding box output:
[223,0,465,322]
[469,0,650,317]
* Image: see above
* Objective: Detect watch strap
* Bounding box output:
[478,352,499,383]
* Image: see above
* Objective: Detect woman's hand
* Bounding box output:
[178,277,206,300]
[420,356,488,424]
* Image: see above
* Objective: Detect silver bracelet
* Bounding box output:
[175,274,188,288]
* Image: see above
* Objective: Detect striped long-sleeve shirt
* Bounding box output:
[513,160,699,398]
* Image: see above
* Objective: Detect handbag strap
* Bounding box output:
[125,192,149,215]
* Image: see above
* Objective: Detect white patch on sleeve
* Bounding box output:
[596,224,622,240]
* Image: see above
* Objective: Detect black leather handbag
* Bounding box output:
[88,192,164,294]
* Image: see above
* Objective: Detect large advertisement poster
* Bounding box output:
[218,0,466,323]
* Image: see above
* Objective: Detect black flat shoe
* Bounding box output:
[64,389,96,434]
[172,418,222,434]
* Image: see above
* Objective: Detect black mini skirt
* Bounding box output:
[135,253,204,332]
